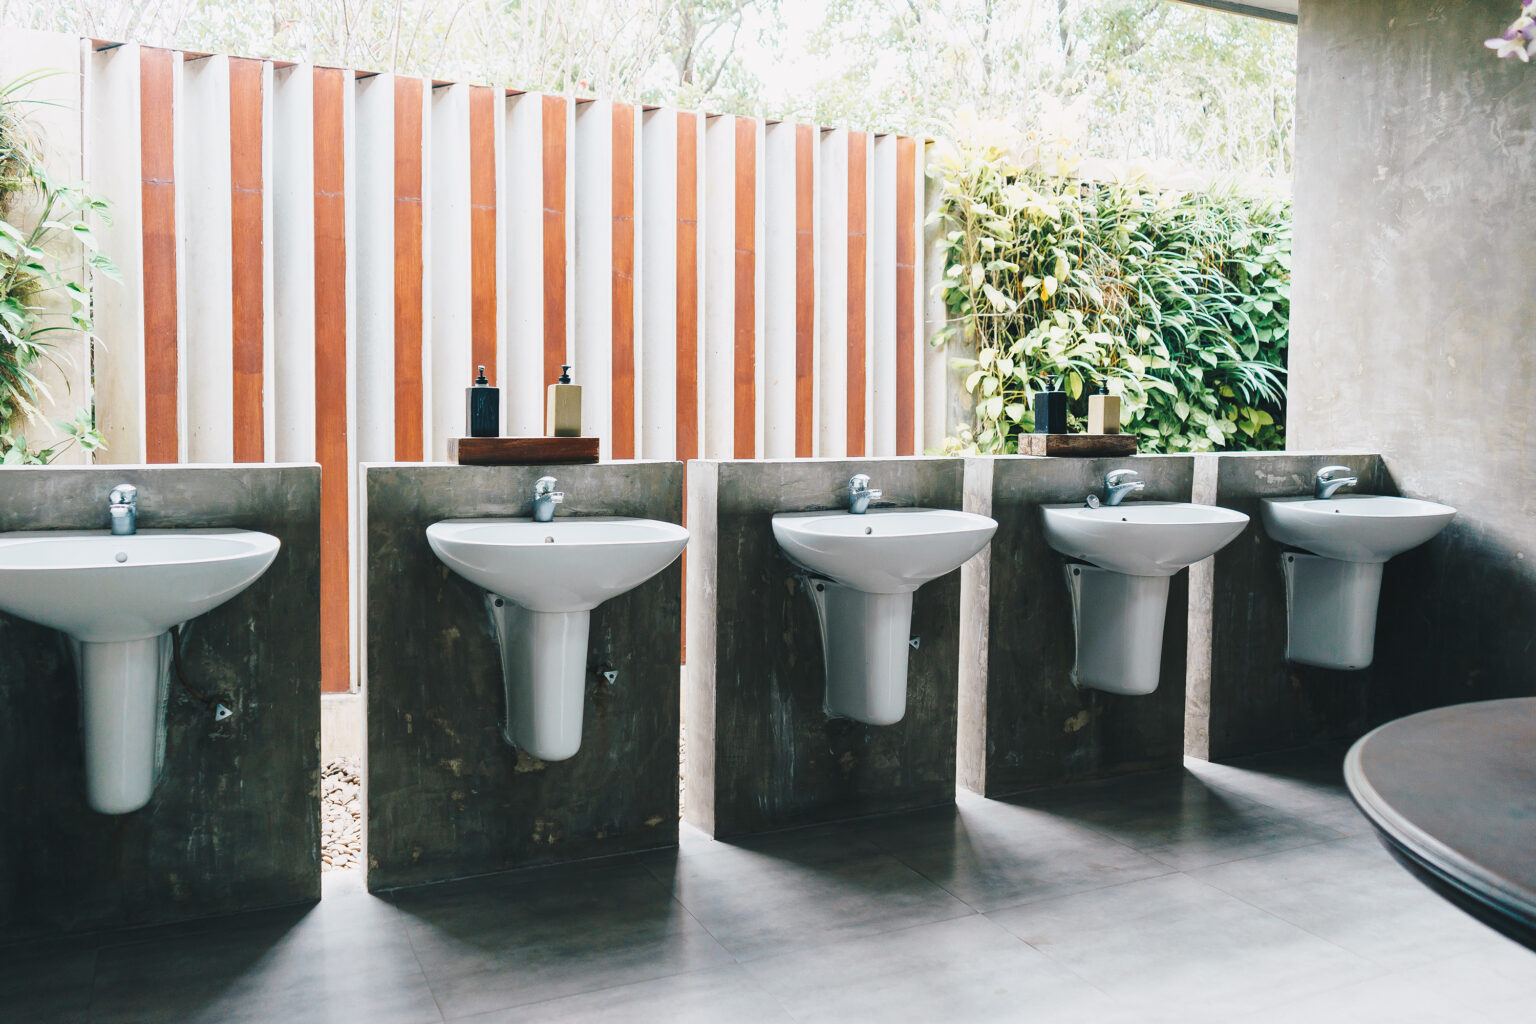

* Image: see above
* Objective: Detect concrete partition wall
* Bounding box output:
[0,465,322,941]
[1188,452,1391,762]
[364,463,684,890]
[685,458,966,838]
[958,455,1193,797]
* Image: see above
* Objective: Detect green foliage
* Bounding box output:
[930,139,1289,455]
[0,70,115,464]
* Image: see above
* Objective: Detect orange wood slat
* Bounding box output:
[140,47,179,463]
[393,76,425,462]
[846,130,868,458]
[313,68,350,694]
[541,95,568,406]
[469,86,497,383]
[229,57,265,463]
[895,136,917,456]
[732,117,756,460]
[675,113,699,462]
[794,124,815,458]
[610,104,636,460]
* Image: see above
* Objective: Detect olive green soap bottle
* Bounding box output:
[545,364,582,437]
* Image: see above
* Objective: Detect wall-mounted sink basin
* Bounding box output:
[1260,495,1456,563]
[1041,496,1248,696]
[1042,501,1250,576]
[773,508,998,593]
[0,529,280,813]
[1261,493,1456,670]
[773,504,997,725]
[427,516,688,761]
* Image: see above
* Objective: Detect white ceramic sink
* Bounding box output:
[426,516,688,761]
[1261,495,1456,563]
[427,517,689,611]
[772,507,997,725]
[771,508,998,593]
[1042,502,1250,577]
[0,528,280,814]
[1262,493,1456,670]
[0,529,281,642]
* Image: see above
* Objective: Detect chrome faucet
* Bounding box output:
[108,483,138,536]
[1315,465,1357,500]
[532,476,564,523]
[848,474,882,515]
[1104,469,1145,507]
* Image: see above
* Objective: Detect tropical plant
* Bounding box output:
[929,135,1289,454]
[0,70,115,464]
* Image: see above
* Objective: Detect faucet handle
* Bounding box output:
[534,476,558,494]
[1316,465,1353,481]
[109,483,137,505]
[1105,469,1141,486]
[849,474,872,492]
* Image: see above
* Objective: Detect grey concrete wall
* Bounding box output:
[685,458,966,838]
[1291,0,1536,712]
[363,463,684,890]
[0,465,322,941]
[1189,452,1391,762]
[958,455,1193,797]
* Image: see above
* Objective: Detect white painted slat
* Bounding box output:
[762,121,796,459]
[638,107,677,461]
[428,83,471,462]
[858,130,876,453]
[627,102,645,459]
[271,63,316,463]
[816,128,849,458]
[574,99,613,460]
[258,60,276,462]
[702,115,735,460]
[181,54,234,463]
[342,71,361,688]
[751,118,766,459]
[353,73,395,465]
[85,42,146,464]
[870,134,898,457]
[809,127,822,455]
[503,93,544,437]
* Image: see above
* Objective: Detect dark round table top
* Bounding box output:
[1345,697,1536,950]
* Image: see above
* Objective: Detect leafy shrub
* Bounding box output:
[1,70,114,464]
[929,140,1289,454]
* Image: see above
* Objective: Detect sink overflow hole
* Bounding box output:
[864,526,873,535]
[544,536,555,543]
[114,551,128,563]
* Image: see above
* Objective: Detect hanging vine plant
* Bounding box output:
[0,69,116,464]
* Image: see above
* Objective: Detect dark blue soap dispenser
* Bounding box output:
[1033,375,1068,434]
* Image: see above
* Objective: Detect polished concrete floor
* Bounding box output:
[6,746,1534,1023]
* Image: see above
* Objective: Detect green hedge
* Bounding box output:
[930,144,1290,454]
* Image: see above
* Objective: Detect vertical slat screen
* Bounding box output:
[312,67,351,693]
[45,28,955,692]
[229,57,266,462]
[140,47,181,463]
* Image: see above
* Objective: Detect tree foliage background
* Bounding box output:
[0,0,1295,178]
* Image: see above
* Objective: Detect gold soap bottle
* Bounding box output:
[1087,379,1121,435]
[546,364,582,437]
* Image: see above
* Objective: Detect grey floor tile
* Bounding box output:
[1191,834,1496,968]
[742,913,1119,1024]
[391,861,733,1019]
[88,890,440,1024]
[852,792,1175,912]
[988,873,1384,1019]
[452,964,796,1023]
[1012,766,1346,870]
[644,826,974,962]
[1187,749,1368,836]
[0,941,96,1024]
